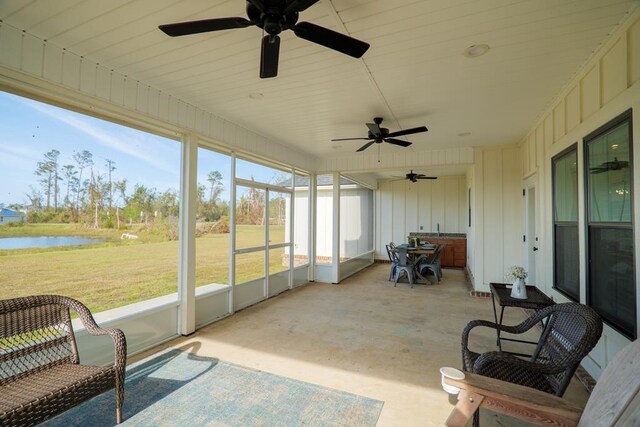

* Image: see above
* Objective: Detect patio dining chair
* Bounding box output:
[385,243,399,281]
[393,245,415,286]
[418,244,444,282]
[393,246,428,288]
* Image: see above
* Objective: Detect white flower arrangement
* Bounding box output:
[506,265,528,281]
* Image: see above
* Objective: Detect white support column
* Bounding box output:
[289,168,295,289]
[309,173,316,282]
[332,172,340,284]
[177,133,197,336]
[229,152,236,314]
[264,188,270,298]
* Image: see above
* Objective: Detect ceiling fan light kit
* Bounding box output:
[159,0,370,79]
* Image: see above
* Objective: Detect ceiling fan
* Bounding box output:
[158,0,370,78]
[332,117,428,152]
[589,157,629,174]
[393,170,437,183]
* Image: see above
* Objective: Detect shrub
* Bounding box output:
[211,216,230,234]
[3,220,23,228]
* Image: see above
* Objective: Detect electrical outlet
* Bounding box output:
[420,225,423,230]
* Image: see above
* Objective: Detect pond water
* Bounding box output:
[0,236,104,250]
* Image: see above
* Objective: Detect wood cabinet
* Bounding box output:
[428,238,466,268]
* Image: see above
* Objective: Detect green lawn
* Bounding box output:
[0,223,286,313]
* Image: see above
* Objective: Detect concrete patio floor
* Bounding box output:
[133,264,590,426]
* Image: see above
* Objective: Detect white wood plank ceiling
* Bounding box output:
[0,0,635,160]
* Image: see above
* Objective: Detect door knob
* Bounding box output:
[533,246,538,251]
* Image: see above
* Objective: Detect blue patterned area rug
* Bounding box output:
[44,348,384,426]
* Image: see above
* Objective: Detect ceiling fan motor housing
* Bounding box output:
[247,1,299,35]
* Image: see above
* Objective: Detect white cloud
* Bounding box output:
[22,100,177,173]
[0,144,41,170]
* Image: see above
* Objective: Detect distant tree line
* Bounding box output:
[15,149,288,231]
[21,149,230,229]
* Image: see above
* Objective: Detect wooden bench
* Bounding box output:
[0,295,126,426]
[444,338,639,426]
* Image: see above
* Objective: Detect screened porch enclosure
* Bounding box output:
[1,4,640,425]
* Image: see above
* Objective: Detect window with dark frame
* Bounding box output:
[584,109,636,340]
[552,145,579,301]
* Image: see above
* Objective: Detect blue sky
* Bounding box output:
[0,91,283,206]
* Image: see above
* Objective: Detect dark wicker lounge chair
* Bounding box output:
[461,302,602,426]
[0,295,127,426]
[462,302,602,396]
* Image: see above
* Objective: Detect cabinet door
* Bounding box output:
[441,240,455,267]
[453,239,466,267]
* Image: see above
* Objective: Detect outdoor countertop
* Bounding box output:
[409,232,466,239]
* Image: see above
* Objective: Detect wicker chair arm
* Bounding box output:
[86,327,127,369]
[474,351,567,377]
[462,317,542,351]
[61,296,127,368]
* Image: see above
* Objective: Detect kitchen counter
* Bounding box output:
[409,233,467,268]
[410,232,466,239]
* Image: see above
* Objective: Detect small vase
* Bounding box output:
[510,278,527,299]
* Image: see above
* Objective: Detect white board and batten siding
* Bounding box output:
[467,146,524,294]
[518,11,640,379]
[375,176,468,257]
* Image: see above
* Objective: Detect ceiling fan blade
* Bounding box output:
[416,176,437,180]
[159,18,253,37]
[386,126,428,138]
[283,0,321,14]
[589,167,607,174]
[366,122,382,136]
[356,141,376,152]
[260,35,280,79]
[293,22,370,58]
[331,137,371,141]
[385,138,412,147]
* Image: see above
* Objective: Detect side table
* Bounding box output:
[489,282,555,357]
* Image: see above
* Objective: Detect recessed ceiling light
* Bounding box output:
[464,44,490,58]
[458,132,472,137]
[611,144,619,149]
[249,92,264,100]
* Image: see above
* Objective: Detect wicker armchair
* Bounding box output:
[462,303,602,397]
[0,295,127,426]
